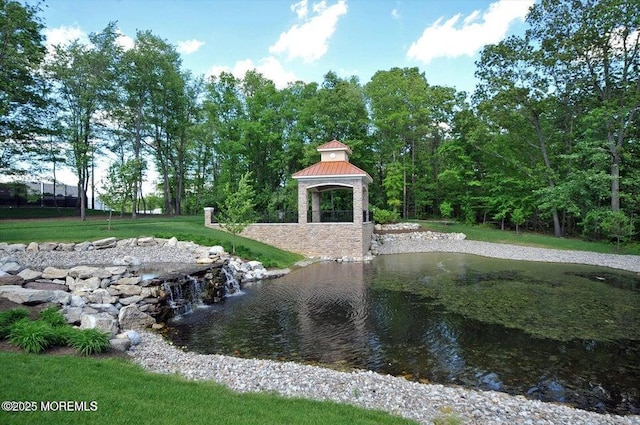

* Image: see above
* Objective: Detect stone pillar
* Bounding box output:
[297,182,307,224]
[362,186,369,222]
[353,179,363,224]
[204,207,214,225]
[311,191,321,223]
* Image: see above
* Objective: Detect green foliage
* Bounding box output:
[600,210,635,249]
[216,172,258,253]
[439,201,453,221]
[67,328,111,356]
[0,308,29,338]
[8,319,56,354]
[511,208,526,234]
[372,207,400,224]
[38,306,67,327]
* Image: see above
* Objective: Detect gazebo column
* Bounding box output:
[298,183,308,224]
[353,179,363,224]
[311,190,321,223]
[362,186,370,222]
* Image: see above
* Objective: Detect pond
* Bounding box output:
[166,253,640,415]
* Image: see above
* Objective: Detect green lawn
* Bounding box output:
[0,213,303,269]
[0,352,416,425]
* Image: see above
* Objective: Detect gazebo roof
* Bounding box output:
[317,139,352,154]
[292,161,372,182]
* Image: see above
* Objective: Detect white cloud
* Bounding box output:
[44,25,88,50]
[177,39,205,55]
[115,29,135,51]
[407,0,534,64]
[391,8,400,20]
[269,0,348,63]
[206,57,299,89]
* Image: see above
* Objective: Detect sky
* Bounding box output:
[40,0,536,94]
[32,0,536,193]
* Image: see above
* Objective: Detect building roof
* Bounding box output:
[292,161,372,183]
[317,139,352,154]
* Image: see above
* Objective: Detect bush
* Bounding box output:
[8,319,56,354]
[0,308,29,338]
[39,306,67,327]
[372,207,399,224]
[67,328,111,355]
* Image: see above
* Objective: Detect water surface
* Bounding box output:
[167,253,640,414]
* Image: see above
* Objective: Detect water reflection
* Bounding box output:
[167,253,640,415]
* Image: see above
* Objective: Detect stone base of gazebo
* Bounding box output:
[204,209,373,258]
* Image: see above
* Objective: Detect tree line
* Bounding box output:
[1,0,639,243]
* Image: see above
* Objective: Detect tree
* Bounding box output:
[216,172,257,253]
[45,23,122,220]
[99,160,138,229]
[0,0,48,176]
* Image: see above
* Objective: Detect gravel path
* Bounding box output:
[376,236,640,272]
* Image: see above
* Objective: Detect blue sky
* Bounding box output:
[40,0,536,95]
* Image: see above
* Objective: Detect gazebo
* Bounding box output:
[292,140,372,224]
[205,139,374,258]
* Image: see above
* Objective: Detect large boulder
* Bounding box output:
[18,269,42,281]
[42,267,69,280]
[80,313,119,336]
[118,304,155,330]
[0,285,71,305]
[93,237,117,250]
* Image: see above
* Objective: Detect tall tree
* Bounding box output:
[0,0,48,176]
[45,23,122,220]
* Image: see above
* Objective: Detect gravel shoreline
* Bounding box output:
[9,239,640,424]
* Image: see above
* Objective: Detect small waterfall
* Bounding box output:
[163,276,204,316]
[222,265,243,295]
[161,263,242,318]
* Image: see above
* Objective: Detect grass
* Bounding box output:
[0,212,303,269]
[0,352,416,425]
[415,220,640,255]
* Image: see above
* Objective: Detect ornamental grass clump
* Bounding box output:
[8,318,57,354]
[39,306,67,327]
[67,328,111,355]
[0,307,29,338]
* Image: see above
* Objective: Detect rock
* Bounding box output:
[247,260,265,271]
[93,237,117,249]
[196,257,215,265]
[26,242,39,252]
[42,267,69,279]
[87,303,119,316]
[73,241,93,251]
[209,245,225,255]
[116,238,136,247]
[113,255,141,266]
[70,295,86,307]
[68,265,112,279]
[0,275,24,286]
[177,241,198,252]
[0,285,71,305]
[85,288,117,304]
[70,276,101,292]
[80,312,118,335]
[118,329,142,345]
[18,269,42,281]
[57,243,75,251]
[105,266,127,276]
[1,261,22,273]
[136,237,156,247]
[166,237,178,247]
[116,276,141,286]
[24,281,69,292]
[118,304,155,330]
[38,242,58,251]
[5,244,26,252]
[119,295,143,305]
[111,285,142,296]
[109,337,131,351]
[62,306,83,324]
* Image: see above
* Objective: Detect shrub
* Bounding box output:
[8,319,56,354]
[67,328,111,355]
[0,308,30,338]
[39,306,67,327]
[372,207,399,224]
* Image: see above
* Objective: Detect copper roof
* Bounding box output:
[317,139,352,154]
[292,161,372,182]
